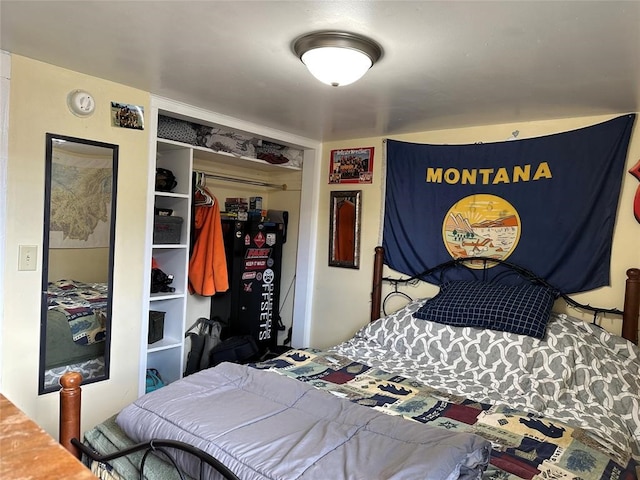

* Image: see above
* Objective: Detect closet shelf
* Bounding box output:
[147,338,182,353]
[157,138,302,172]
[149,292,185,302]
[155,191,189,199]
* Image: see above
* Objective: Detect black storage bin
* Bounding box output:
[153,215,183,244]
[148,311,165,344]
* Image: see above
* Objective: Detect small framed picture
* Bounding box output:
[329,147,374,184]
[111,102,144,130]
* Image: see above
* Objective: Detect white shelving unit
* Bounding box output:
[143,140,193,393]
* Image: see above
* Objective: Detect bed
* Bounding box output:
[44,280,107,389]
[60,248,640,480]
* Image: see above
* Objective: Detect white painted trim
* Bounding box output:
[0,51,11,389]
[291,146,321,347]
[138,103,161,396]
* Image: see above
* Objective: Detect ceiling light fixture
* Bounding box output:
[293,31,382,87]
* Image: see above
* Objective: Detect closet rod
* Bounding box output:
[198,171,287,191]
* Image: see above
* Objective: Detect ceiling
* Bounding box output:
[2,1,639,143]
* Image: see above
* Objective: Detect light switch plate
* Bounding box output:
[18,245,37,271]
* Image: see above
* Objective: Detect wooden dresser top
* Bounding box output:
[0,394,97,479]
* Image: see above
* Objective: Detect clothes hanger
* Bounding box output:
[194,171,215,207]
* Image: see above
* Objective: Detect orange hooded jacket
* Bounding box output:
[188,197,229,295]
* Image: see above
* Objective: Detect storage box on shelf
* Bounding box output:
[148,311,165,344]
[147,298,184,349]
[153,215,183,244]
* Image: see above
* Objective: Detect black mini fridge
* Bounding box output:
[210,218,285,356]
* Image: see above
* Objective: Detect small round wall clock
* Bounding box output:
[67,89,95,117]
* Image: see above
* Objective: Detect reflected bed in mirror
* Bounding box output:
[39,134,118,394]
[329,190,362,269]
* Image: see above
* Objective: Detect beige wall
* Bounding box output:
[2,55,150,436]
[48,248,109,283]
[313,115,640,348]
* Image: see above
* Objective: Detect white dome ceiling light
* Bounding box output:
[293,31,383,87]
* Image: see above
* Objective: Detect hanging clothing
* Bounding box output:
[188,195,229,296]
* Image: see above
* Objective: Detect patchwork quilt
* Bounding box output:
[47,279,107,345]
[251,349,639,480]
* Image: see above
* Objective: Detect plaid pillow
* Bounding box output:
[412,280,557,339]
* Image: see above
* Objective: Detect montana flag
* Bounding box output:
[383,114,635,293]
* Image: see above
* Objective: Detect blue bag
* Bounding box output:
[145,368,165,393]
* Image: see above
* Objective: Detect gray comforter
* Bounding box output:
[116,362,490,480]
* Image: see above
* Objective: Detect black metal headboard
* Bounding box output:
[379,255,622,320]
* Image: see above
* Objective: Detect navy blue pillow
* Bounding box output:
[412,280,557,339]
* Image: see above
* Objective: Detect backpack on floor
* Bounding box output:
[184,317,222,376]
[209,335,259,367]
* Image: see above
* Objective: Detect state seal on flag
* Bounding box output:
[442,194,521,266]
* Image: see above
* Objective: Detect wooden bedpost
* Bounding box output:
[59,371,82,459]
[622,268,640,345]
[371,246,384,323]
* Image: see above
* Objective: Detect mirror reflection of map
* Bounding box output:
[442,194,520,266]
[50,154,112,248]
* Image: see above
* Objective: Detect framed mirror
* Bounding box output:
[329,190,362,269]
[39,133,118,394]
